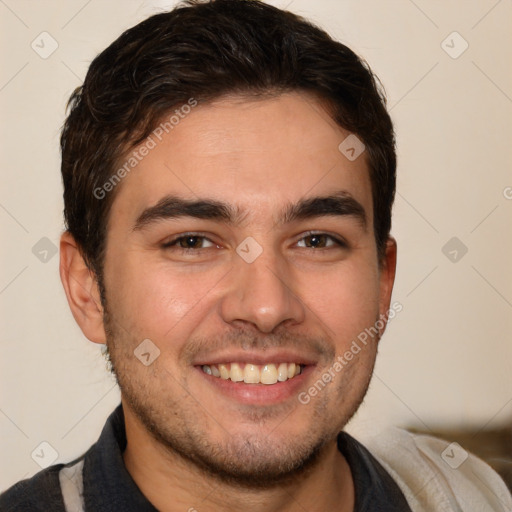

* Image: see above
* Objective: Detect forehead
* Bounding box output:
[109,92,372,226]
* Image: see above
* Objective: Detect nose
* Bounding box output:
[219,249,306,333]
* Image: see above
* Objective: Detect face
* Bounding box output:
[100,92,395,486]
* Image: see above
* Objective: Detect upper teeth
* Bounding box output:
[201,362,302,385]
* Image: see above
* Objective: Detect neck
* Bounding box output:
[122,404,354,512]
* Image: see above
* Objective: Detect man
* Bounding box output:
[1,0,510,510]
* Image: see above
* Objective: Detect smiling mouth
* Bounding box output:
[201,362,303,385]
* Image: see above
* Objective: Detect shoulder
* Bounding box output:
[0,464,66,512]
[357,427,512,512]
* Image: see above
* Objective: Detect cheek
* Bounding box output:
[105,255,225,341]
[296,261,380,342]
[104,245,381,353]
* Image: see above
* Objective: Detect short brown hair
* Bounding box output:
[61,0,396,281]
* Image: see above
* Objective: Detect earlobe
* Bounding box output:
[59,231,107,344]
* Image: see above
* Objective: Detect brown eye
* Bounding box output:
[178,236,203,249]
[305,234,328,248]
[297,234,344,249]
[162,234,216,250]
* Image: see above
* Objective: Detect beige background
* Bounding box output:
[1,0,511,490]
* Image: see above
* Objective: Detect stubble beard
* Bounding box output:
[102,302,376,489]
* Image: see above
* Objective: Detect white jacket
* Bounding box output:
[362,427,512,511]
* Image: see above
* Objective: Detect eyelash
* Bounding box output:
[161,231,347,251]
[297,231,347,249]
[161,232,216,251]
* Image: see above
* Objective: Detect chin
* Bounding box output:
[162,429,330,489]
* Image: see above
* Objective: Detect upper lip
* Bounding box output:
[192,349,318,367]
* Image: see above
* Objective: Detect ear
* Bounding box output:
[378,236,397,328]
[59,231,107,344]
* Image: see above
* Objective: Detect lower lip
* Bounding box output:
[195,366,315,405]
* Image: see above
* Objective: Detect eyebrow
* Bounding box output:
[133,191,367,231]
[280,192,367,229]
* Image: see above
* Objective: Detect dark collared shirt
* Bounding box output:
[0,405,412,511]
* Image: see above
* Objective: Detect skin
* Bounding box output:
[60,91,396,512]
